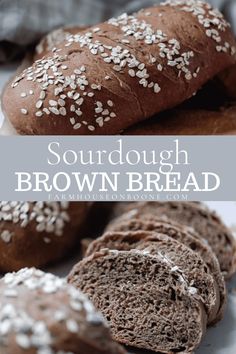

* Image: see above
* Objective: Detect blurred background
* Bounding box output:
[0,0,235,63]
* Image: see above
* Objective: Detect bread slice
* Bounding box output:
[111,202,236,278]
[86,230,220,325]
[104,214,226,322]
[68,249,207,353]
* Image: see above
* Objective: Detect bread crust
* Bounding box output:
[0,268,126,354]
[34,26,88,60]
[0,202,90,272]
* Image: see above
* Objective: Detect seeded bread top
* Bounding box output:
[0,201,71,244]
[0,267,121,354]
[35,26,88,60]
[0,202,90,272]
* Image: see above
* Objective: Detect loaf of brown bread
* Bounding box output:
[86,230,221,325]
[3,0,236,135]
[0,201,90,272]
[91,217,226,322]
[33,23,236,136]
[0,267,126,354]
[111,202,236,279]
[68,249,207,353]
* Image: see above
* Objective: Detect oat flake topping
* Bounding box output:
[142,248,198,296]
[0,268,105,354]
[0,201,70,244]
[108,13,197,81]
[36,28,73,55]
[162,0,236,54]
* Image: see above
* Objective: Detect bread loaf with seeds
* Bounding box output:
[68,248,207,353]
[3,0,236,135]
[0,267,126,354]
[110,201,236,278]
[93,216,226,322]
[0,201,90,272]
[86,230,221,325]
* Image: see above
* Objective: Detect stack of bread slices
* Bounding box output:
[68,201,236,353]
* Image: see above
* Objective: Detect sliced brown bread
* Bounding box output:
[86,230,220,325]
[111,202,236,278]
[103,214,226,322]
[68,249,207,353]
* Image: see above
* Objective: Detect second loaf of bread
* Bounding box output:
[3,0,236,135]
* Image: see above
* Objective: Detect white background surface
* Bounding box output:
[0,65,236,353]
